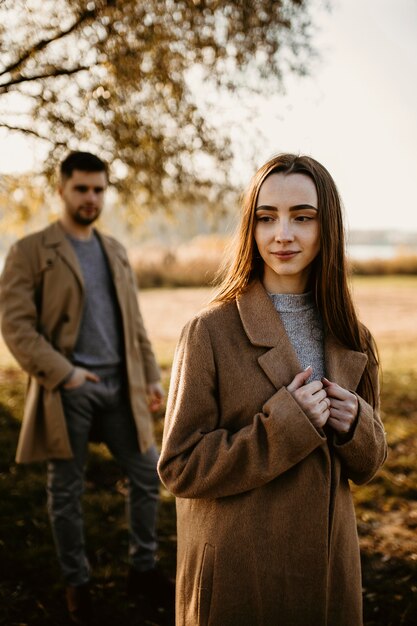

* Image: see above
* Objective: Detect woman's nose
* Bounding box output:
[274,220,294,242]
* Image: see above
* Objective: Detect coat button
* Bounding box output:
[46,258,53,266]
[62,314,70,323]
[37,371,46,377]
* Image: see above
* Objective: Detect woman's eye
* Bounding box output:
[295,215,313,222]
[256,215,274,223]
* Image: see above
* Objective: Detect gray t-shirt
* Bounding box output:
[269,292,325,381]
[68,233,123,368]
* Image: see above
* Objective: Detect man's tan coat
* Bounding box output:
[0,221,160,463]
[158,280,387,626]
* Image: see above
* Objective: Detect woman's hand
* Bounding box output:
[287,366,330,429]
[321,377,358,436]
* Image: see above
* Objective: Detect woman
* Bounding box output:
[158,154,387,626]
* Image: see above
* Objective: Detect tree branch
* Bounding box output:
[0,65,92,92]
[0,8,97,79]
[0,122,67,146]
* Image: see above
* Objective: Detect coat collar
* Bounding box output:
[236,280,367,391]
[42,221,84,287]
[43,220,73,247]
[43,220,105,250]
[42,221,129,295]
[41,221,124,287]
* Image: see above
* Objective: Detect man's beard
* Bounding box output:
[72,208,100,225]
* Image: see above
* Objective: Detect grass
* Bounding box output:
[352,370,417,625]
[2,370,417,624]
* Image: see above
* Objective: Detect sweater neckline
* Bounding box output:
[268,291,314,313]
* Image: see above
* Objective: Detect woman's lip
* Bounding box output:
[271,251,300,257]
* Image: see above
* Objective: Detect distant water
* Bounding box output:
[348,245,395,260]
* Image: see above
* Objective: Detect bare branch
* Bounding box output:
[0,122,67,146]
[0,65,92,93]
[0,8,97,79]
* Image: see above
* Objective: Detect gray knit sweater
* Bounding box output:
[68,233,123,368]
[269,292,325,382]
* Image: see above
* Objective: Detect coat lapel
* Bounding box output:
[237,281,301,389]
[43,221,84,288]
[97,232,129,283]
[97,232,124,280]
[324,333,368,391]
[98,232,132,314]
[237,280,368,392]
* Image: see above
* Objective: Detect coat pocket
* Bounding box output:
[197,543,215,626]
[60,380,90,396]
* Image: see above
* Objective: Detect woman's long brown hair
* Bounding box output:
[212,153,379,407]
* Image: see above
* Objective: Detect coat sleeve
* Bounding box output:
[333,335,387,485]
[158,315,327,499]
[0,242,73,389]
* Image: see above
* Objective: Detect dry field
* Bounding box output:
[139,276,417,372]
[351,276,417,373]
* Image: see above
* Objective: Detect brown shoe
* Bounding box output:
[65,583,93,625]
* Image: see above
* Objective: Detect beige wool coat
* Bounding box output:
[0,221,160,463]
[158,280,387,626]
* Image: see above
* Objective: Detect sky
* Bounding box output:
[0,0,416,233]
[229,0,417,233]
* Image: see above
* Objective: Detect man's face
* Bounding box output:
[59,169,107,226]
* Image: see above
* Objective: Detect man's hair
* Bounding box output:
[60,151,108,180]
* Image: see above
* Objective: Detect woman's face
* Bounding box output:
[254,172,320,294]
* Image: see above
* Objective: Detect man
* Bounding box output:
[0,151,174,624]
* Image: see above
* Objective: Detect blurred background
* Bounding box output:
[1,0,417,281]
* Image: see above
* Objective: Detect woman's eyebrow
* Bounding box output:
[255,204,318,211]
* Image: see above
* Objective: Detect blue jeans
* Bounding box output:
[46,367,160,586]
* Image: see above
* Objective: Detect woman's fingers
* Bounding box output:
[288,372,360,430]
[322,397,331,409]
[320,377,359,434]
[327,417,352,434]
[286,366,312,393]
[322,378,351,401]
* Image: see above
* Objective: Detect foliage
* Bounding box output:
[0,173,54,238]
[0,0,321,211]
